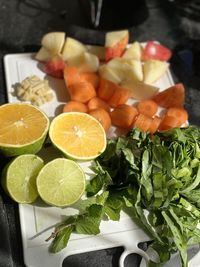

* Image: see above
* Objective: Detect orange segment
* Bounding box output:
[49,112,106,160]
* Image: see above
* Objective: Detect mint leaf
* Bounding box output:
[75,204,104,235]
[103,191,124,220]
[49,225,74,253]
[48,125,200,267]
[104,206,121,221]
[96,191,109,205]
[86,174,104,196]
[87,162,112,197]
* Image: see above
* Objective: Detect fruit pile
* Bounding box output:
[0,103,106,206]
[35,30,171,84]
[35,30,188,134]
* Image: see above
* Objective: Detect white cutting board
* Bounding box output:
[4,52,200,267]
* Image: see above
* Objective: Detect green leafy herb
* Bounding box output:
[48,126,200,267]
[48,217,76,253]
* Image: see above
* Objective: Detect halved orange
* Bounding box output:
[0,103,49,157]
[49,112,106,160]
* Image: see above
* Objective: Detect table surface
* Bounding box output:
[1,0,200,266]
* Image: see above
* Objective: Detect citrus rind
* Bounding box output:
[49,112,106,160]
[36,158,86,207]
[1,154,44,203]
[0,103,49,157]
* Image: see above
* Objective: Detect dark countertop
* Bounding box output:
[0,0,200,266]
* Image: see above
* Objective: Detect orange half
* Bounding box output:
[0,103,49,156]
[49,112,106,160]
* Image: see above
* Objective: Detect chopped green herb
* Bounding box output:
[48,126,200,267]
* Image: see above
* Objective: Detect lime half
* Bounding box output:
[1,154,44,203]
[36,158,86,207]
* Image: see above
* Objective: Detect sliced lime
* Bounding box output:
[1,154,44,203]
[36,158,86,207]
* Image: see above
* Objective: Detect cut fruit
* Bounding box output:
[105,30,129,47]
[105,58,125,82]
[105,30,129,61]
[36,158,85,207]
[49,112,106,160]
[122,59,143,81]
[1,154,44,203]
[142,41,172,61]
[62,37,87,62]
[122,41,142,60]
[143,60,169,84]
[35,47,52,62]
[67,52,99,73]
[87,45,105,61]
[41,32,65,55]
[99,64,122,84]
[0,103,49,157]
[121,80,159,100]
[43,56,66,78]
[102,58,143,83]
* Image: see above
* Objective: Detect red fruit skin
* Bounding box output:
[142,41,172,61]
[44,59,66,79]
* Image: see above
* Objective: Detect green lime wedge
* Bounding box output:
[1,154,44,203]
[36,158,86,207]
